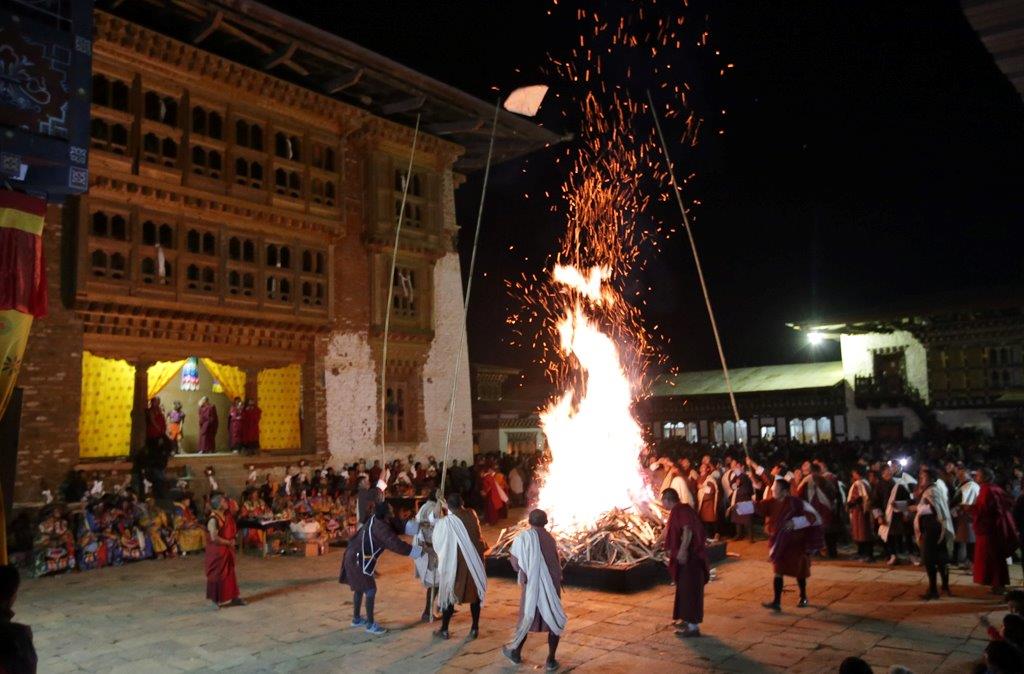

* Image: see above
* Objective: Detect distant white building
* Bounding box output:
[644,298,1024,443]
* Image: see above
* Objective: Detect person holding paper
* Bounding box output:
[756,477,824,611]
[726,458,755,542]
[847,467,875,562]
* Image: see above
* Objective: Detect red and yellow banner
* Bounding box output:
[0,189,47,563]
[0,190,47,417]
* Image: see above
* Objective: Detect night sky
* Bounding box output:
[268,1,1024,388]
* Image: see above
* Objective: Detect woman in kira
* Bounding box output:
[115,494,154,562]
[141,496,180,558]
[173,495,208,554]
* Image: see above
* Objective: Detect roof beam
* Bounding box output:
[323,69,363,94]
[425,118,484,135]
[262,41,298,70]
[379,95,426,115]
[190,10,223,45]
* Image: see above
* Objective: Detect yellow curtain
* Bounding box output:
[146,359,187,399]
[79,351,134,458]
[201,358,246,401]
[257,364,301,450]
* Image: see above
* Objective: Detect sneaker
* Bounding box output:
[468,628,478,639]
[762,601,781,612]
[434,629,450,640]
[350,617,367,628]
[546,659,560,671]
[501,646,523,665]
[920,591,939,601]
[228,597,246,607]
[886,555,897,566]
[676,627,701,638]
[797,598,809,608]
[365,622,388,635]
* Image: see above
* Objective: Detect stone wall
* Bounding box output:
[14,205,84,503]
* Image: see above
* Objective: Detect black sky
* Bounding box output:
[267,0,1024,383]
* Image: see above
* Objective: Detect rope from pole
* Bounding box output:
[380,114,422,466]
[646,91,745,455]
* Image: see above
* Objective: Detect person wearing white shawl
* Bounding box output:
[413,495,441,622]
[954,466,980,567]
[432,493,488,639]
[914,466,954,600]
[502,509,567,671]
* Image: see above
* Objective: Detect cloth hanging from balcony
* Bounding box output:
[257,364,301,450]
[147,359,187,399]
[0,190,48,420]
[79,351,133,458]
[200,358,245,401]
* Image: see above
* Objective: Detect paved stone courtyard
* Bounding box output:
[18,516,1017,673]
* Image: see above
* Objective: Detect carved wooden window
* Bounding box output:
[227,270,255,297]
[274,132,302,161]
[90,250,127,280]
[140,255,172,285]
[141,220,175,248]
[300,280,325,307]
[311,143,335,171]
[234,157,264,189]
[91,74,130,112]
[310,177,336,206]
[228,236,257,263]
[301,250,326,275]
[265,275,292,303]
[185,264,216,293]
[385,381,415,442]
[142,132,178,168]
[91,211,128,241]
[391,267,417,318]
[184,229,217,256]
[90,118,129,155]
[191,106,223,140]
[143,91,179,126]
[265,244,292,270]
[235,120,264,151]
[274,168,302,198]
[191,146,223,179]
[393,169,424,229]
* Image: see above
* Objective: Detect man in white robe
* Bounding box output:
[433,493,487,639]
[502,509,567,671]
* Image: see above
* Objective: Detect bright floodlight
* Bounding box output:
[807,331,824,346]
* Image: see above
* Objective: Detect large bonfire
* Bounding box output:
[488,1,719,566]
[489,95,668,566]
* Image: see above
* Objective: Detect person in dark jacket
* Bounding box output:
[0,565,37,674]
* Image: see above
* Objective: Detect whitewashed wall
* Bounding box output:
[840,330,930,402]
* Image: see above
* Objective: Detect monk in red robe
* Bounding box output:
[241,399,262,451]
[757,477,824,611]
[662,488,710,637]
[197,397,218,453]
[480,468,508,525]
[146,397,167,443]
[228,398,244,451]
[205,493,244,608]
[973,468,1017,594]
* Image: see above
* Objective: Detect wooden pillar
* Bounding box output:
[244,366,259,403]
[129,360,152,456]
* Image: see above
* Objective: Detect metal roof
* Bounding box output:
[961,0,1024,101]
[95,0,564,171]
[653,362,845,397]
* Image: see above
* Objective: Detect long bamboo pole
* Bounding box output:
[379,114,422,467]
[647,91,745,454]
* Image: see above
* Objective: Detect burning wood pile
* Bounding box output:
[487,508,668,567]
